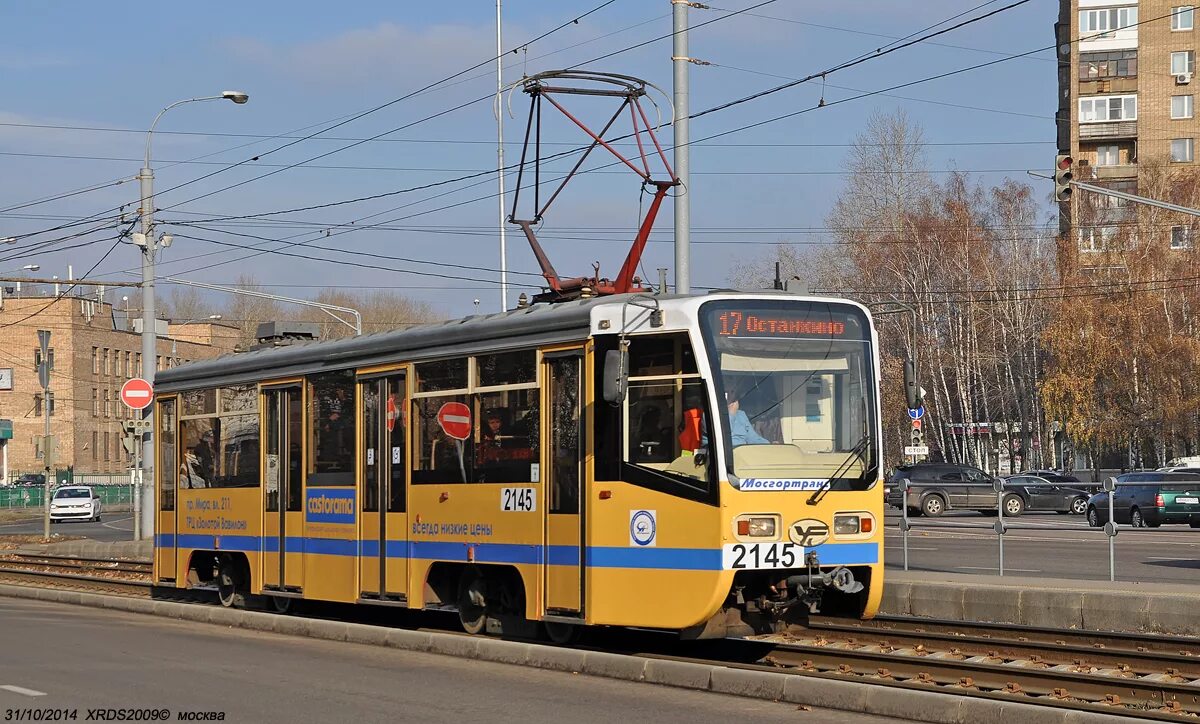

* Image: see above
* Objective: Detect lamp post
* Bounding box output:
[171,314,223,357]
[136,91,248,540]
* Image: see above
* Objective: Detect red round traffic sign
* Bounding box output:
[386,396,399,432]
[437,402,471,440]
[121,378,154,410]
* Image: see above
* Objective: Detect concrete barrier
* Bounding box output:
[0,583,1140,724]
[884,570,1200,636]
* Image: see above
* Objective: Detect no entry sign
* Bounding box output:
[437,402,471,440]
[120,378,154,411]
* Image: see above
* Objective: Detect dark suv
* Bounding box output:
[1086,471,1200,528]
[886,463,1000,517]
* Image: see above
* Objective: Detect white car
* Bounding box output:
[49,486,102,523]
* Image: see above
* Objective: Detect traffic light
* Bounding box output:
[1054,154,1073,202]
[910,425,923,448]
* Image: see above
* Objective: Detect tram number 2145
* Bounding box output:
[501,487,537,512]
[722,542,802,570]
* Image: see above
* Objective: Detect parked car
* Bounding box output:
[48,485,101,523]
[14,473,46,487]
[1085,472,1200,528]
[886,463,1002,517]
[1000,475,1092,515]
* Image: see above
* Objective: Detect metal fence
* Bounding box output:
[0,483,135,510]
[893,477,1194,582]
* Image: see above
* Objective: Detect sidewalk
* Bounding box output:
[15,538,151,561]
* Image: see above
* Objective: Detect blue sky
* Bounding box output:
[0,1,1058,320]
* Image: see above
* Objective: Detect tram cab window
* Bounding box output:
[595,334,715,501]
[308,370,355,486]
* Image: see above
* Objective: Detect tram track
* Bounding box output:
[0,567,1196,719]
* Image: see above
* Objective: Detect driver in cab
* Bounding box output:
[726,389,768,447]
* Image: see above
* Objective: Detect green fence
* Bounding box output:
[0,483,135,509]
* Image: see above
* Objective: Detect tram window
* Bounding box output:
[593,335,715,502]
[417,358,467,392]
[308,370,355,486]
[286,388,303,511]
[362,380,380,512]
[158,398,176,511]
[180,418,216,489]
[477,350,536,387]
[413,395,473,484]
[475,389,539,483]
[220,384,257,413]
[548,357,582,514]
[218,413,259,487]
[387,377,407,512]
[265,392,280,512]
[182,388,216,416]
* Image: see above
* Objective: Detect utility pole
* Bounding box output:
[672,0,691,295]
[37,330,51,539]
[496,0,510,312]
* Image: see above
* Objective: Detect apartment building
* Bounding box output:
[0,295,236,478]
[1057,0,1199,250]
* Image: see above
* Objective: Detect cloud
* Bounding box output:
[221,22,514,91]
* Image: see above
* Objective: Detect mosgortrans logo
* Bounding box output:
[739,478,828,491]
[306,488,356,523]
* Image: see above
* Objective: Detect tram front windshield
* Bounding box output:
[699,300,877,490]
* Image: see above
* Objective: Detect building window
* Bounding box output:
[91,431,98,461]
[104,390,112,418]
[1079,95,1137,123]
[1173,95,1195,119]
[1173,6,1194,31]
[135,353,142,377]
[92,388,99,417]
[104,431,110,462]
[1172,225,1195,249]
[1172,50,1195,75]
[1096,145,1120,165]
[1080,7,1138,37]
[92,347,99,375]
[34,347,54,373]
[1079,50,1138,80]
[34,393,55,417]
[1172,138,1194,162]
[1079,225,1123,252]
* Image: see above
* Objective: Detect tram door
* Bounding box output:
[155,397,178,582]
[544,352,585,614]
[262,386,304,591]
[359,373,408,600]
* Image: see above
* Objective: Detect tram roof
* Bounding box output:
[156,294,670,392]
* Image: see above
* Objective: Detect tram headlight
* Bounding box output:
[833,515,861,535]
[735,515,777,537]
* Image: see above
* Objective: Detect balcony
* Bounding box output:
[1095,164,1137,179]
[1080,121,1137,140]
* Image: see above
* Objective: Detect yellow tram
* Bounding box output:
[153,292,884,638]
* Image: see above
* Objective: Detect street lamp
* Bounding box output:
[135,91,248,541]
[171,315,223,356]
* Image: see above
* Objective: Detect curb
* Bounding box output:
[0,584,1136,724]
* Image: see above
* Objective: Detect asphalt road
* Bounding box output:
[884,509,1200,583]
[0,512,134,542]
[0,597,913,724]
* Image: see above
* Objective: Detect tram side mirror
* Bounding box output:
[1103,476,1117,492]
[602,348,628,405]
[903,358,922,410]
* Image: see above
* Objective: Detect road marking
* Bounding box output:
[102,515,135,532]
[956,566,1041,573]
[884,546,937,551]
[1147,556,1197,561]
[0,685,46,697]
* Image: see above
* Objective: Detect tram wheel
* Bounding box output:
[216,556,245,609]
[542,620,581,645]
[457,568,488,635]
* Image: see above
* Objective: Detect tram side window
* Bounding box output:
[309,370,355,486]
[594,334,714,500]
[179,384,260,489]
[475,389,539,483]
[413,358,472,484]
[158,398,176,511]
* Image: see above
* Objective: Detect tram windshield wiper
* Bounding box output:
[806,434,873,506]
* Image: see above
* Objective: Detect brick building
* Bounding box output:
[1057,1,1200,249]
[0,296,236,479]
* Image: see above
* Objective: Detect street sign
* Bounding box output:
[120,378,154,410]
[907,406,925,421]
[903,445,929,457]
[437,402,472,440]
[386,396,399,432]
